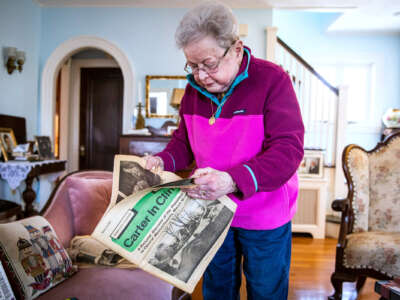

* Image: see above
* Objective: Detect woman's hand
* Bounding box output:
[184,167,237,200]
[144,155,164,172]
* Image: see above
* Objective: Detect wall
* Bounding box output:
[0,0,42,207]
[272,10,400,150]
[29,6,272,208]
[39,7,273,130]
[0,0,41,140]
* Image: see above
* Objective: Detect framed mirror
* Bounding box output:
[145,75,187,118]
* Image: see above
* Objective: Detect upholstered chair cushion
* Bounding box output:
[0,216,76,299]
[368,136,400,232]
[66,176,112,236]
[344,231,400,277]
[346,148,370,232]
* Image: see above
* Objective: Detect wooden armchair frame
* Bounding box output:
[328,132,400,300]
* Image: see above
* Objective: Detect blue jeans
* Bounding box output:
[203,222,292,300]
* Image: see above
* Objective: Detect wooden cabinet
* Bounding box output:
[119,135,171,156]
[119,135,193,177]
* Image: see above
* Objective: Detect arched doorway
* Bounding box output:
[40,36,135,171]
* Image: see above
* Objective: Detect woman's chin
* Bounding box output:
[204,84,224,93]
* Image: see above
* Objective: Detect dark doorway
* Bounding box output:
[79,68,123,171]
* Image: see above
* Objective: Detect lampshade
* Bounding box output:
[7,47,17,59]
[170,88,185,108]
[16,51,25,62]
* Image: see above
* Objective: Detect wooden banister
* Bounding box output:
[277,37,339,96]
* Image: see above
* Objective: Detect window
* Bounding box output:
[316,63,375,124]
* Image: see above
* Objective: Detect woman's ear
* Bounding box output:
[233,40,243,58]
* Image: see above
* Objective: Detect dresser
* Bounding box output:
[119,135,194,177]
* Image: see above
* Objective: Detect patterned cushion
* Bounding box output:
[344,231,400,277]
[346,148,370,232]
[0,216,76,299]
[369,137,400,231]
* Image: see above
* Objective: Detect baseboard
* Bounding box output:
[325,215,340,238]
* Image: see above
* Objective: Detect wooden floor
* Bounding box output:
[191,236,379,300]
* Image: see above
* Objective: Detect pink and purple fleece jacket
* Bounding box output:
[157,47,304,230]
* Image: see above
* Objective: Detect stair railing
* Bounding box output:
[266,27,348,200]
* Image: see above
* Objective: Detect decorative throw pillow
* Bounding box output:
[0,216,76,299]
[66,177,112,235]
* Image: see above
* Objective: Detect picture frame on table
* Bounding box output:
[298,150,324,178]
[34,136,54,160]
[0,128,17,162]
[0,143,8,162]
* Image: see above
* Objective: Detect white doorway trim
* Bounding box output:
[40,35,136,141]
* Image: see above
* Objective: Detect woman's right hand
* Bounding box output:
[144,155,164,172]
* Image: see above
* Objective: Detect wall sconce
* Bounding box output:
[4,47,25,74]
[239,24,248,37]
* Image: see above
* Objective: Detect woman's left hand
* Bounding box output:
[184,167,237,200]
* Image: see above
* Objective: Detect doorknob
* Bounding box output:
[79,145,86,157]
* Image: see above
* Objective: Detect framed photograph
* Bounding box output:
[0,128,17,161]
[35,136,54,160]
[298,150,324,178]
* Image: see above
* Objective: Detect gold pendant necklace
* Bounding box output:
[209,93,225,126]
[209,115,216,125]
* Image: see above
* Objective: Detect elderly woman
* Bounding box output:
[146,1,304,299]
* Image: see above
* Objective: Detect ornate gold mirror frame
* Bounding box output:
[145,75,187,118]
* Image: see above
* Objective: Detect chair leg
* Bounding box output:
[328,272,344,300]
[356,276,367,293]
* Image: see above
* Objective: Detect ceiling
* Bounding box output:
[34,0,400,33]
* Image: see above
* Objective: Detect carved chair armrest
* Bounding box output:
[332,198,348,212]
[332,198,351,248]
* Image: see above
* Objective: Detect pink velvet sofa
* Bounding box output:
[36,170,190,300]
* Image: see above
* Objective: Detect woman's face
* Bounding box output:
[183,36,243,93]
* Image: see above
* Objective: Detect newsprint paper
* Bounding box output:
[92,155,237,293]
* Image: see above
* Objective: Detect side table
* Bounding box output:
[0,199,22,223]
[0,160,66,217]
[375,280,400,300]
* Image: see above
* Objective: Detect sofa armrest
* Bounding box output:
[172,287,192,300]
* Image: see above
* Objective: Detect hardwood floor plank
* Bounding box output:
[191,236,379,300]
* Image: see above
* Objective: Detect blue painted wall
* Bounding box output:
[273,10,400,149]
[0,0,41,140]
[39,7,273,128]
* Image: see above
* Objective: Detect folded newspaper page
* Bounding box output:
[92,155,237,293]
[67,235,136,269]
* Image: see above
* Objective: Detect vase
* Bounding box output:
[382,108,400,128]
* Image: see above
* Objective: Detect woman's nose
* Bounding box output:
[198,69,209,81]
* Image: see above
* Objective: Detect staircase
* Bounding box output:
[266,27,349,221]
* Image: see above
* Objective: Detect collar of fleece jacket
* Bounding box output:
[186,47,251,120]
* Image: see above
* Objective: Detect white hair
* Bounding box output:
[175,1,239,49]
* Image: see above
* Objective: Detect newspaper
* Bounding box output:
[67,235,136,269]
[92,155,237,293]
[0,261,15,300]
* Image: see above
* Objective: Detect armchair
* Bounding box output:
[329,132,400,300]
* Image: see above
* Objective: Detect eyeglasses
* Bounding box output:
[184,45,232,75]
